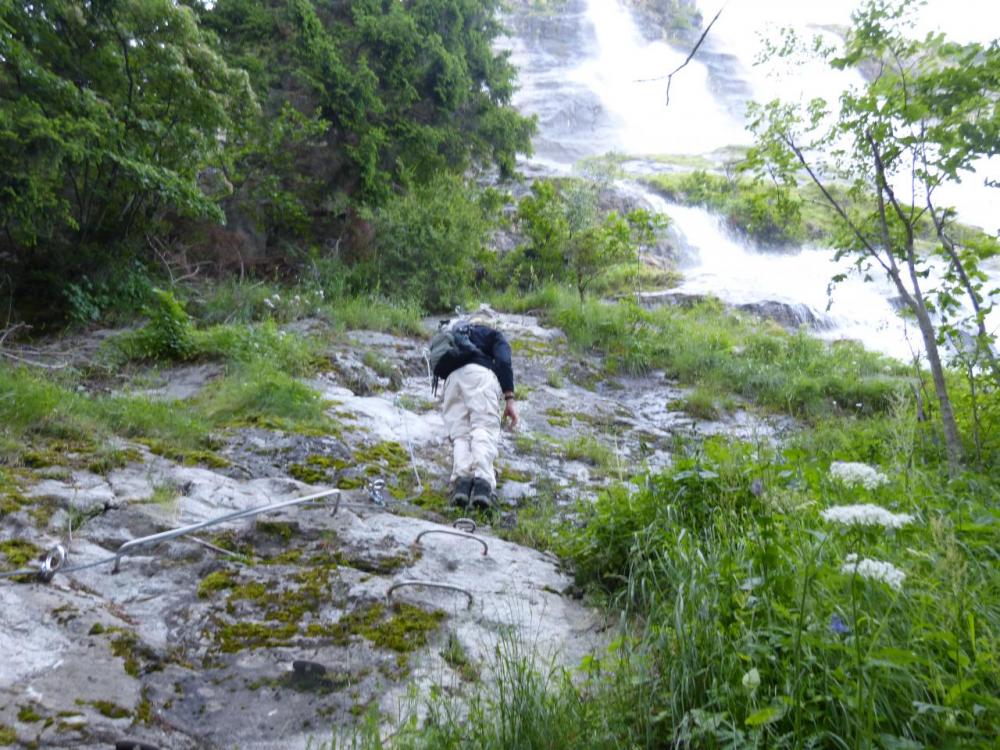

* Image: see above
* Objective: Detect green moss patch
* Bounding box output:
[498,465,533,483]
[327,603,444,653]
[410,487,450,512]
[138,438,230,468]
[21,450,59,468]
[288,464,329,483]
[209,564,338,652]
[207,530,254,557]
[254,520,297,541]
[0,538,41,568]
[354,441,409,472]
[104,628,162,678]
[197,569,238,599]
[289,453,347,483]
[17,704,43,723]
[77,699,130,719]
[215,621,298,653]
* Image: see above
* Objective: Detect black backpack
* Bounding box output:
[427,321,482,394]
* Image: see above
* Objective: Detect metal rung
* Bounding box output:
[386,580,474,609]
[413,529,488,556]
[452,518,477,533]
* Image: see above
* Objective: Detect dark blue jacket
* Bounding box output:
[436,325,514,393]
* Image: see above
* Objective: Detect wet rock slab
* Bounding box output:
[2,310,792,748]
[1,487,601,749]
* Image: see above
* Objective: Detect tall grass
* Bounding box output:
[333,430,999,749]
[492,285,910,419]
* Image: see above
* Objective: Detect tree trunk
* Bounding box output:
[912,301,964,473]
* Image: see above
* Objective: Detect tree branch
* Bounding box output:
[784,135,894,277]
[634,5,725,107]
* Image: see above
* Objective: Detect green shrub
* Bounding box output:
[114,288,196,361]
[64,260,155,325]
[358,174,494,311]
[193,320,320,375]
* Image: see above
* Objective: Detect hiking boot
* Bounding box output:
[470,478,495,511]
[450,476,473,508]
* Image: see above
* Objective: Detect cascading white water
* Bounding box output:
[574,0,746,155]
[637,194,919,360]
[503,0,998,360]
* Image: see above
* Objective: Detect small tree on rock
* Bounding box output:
[747,0,1000,473]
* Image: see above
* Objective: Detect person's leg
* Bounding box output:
[466,368,503,502]
[441,370,475,504]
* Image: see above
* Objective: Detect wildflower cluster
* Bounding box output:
[261,290,324,316]
[840,554,906,591]
[829,461,888,489]
[820,503,914,529]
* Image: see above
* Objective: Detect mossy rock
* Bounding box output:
[100,627,163,677]
[17,704,44,723]
[353,441,410,472]
[254,520,297,541]
[288,463,331,483]
[77,699,130,719]
[0,538,41,568]
[497,465,533,483]
[139,438,230,469]
[215,621,299,653]
[198,569,238,599]
[21,450,61,469]
[324,602,445,653]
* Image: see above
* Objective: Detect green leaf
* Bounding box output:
[745,704,785,727]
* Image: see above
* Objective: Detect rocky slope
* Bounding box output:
[0,310,789,749]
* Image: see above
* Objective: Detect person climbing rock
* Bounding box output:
[430,310,518,510]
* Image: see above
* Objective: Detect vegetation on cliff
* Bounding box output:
[1,0,999,748]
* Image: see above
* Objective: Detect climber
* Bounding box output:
[431,310,518,510]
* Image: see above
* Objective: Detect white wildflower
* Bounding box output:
[829,461,888,489]
[263,298,275,310]
[820,503,914,529]
[742,668,760,691]
[840,556,906,591]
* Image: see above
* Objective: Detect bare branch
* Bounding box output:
[0,322,29,347]
[634,6,725,107]
[783,135,894,277]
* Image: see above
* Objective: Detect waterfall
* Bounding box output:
[503,0,999,359]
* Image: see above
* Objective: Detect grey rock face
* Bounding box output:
[1,307,789,748]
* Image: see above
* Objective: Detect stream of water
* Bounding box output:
[502,0,999,361]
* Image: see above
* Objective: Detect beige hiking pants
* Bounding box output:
[441,364,503,489]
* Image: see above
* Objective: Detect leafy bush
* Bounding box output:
[64,261,155,325]
[358,174,494,310]
[114,289,197,362]
[504,180,662,298]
